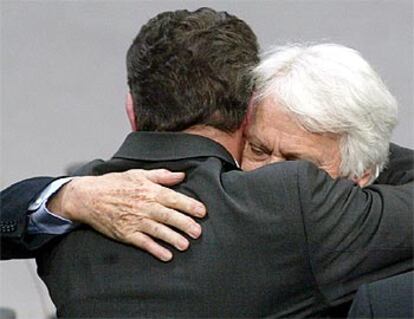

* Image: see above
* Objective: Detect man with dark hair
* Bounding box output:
[126,9,258,133]
[28,8,412,317]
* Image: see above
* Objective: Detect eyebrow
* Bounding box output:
[249,136,272,154]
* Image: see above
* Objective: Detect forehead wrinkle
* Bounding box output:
[266,105,303,153]
[259,111,280,151]
[277,131,304,156]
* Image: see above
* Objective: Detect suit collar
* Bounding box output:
[113,132,238,168]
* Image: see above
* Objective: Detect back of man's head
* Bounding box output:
[126,7,259,132]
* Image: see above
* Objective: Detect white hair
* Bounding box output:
[253,43,398,185]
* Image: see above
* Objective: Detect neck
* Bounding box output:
[183,125,244,164]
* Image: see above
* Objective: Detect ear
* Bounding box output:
[354,170,373,187]
[125,92,138,131]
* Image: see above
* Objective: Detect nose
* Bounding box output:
[268,156,286,164]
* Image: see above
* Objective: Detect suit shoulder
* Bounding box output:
[224,160,304,186]
[221,160,326,192]
[73,159,106,176]
[220,161,310,207]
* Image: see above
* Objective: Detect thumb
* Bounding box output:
[144,169,185,186]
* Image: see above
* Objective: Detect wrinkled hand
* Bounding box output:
[47,169,206,261]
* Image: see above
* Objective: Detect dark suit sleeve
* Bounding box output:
[0,177,59,259]
[347,284,373,318]
[376,143,413,185]
[297,155,413,307]
[348,271,414,318]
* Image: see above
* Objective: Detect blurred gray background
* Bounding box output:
[1,0,413,318]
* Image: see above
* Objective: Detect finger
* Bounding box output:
[143,169,186,186]
[156,187,206,218]
[124,231,173,262]
[152,206,202,239]
[139,218,190,251]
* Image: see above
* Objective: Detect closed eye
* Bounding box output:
[249,142,272,158]
[251,145,265,156]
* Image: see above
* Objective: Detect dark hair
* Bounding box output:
[126,7,259,132]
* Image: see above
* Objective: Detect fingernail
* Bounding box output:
[189,224,201,239]
[177,239,189,251]
[195,204,206,217]
[161,251,173,262]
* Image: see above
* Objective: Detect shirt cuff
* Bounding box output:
[27,177,79,235]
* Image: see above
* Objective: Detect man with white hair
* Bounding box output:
[243,44,398,187]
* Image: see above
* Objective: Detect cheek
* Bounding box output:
[241,142,276,171]
[320,163,341,179]
[241,145,262,171]
[241,158,262,171]
[267,156,286,164]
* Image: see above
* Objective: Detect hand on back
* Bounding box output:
[47,169,206,261]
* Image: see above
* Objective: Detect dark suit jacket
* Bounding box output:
[348,271,413,318]
[32,132,413,318]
